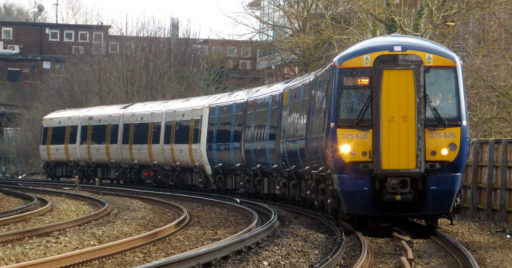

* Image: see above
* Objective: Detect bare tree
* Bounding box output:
[240,0,365,78]
[0,2,32,21]
[57,0,103,24]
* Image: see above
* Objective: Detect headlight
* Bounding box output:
[441,148,448,156]
[340,144,351,154]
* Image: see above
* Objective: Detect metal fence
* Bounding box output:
[462,139,512,229]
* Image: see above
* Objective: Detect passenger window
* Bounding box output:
[69,126,77,144]
[41,127,48,145]
[174,121,190,144]
[80,125,88,144]
[193,119,200,144]
[133,123,149,144]
[122,124,130,144]
[151,123,161,144]
[91,125,107,144]
[164,121,173,144]
[110,124,119,144]
[51,126,66,145]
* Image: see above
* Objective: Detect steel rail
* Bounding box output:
[0,196,51,226]
[261,202,346,268]
[430,230,480,268]
[338,221,374,268]
[138,199,278,268]
[0,186,112,243]
[5,193,190,268]
[398,220,479,268]
[0,188,39,218]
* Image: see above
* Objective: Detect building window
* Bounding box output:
[1,27,12,40]
[109,42,119,53]
[211,46,223,55]
[92,32,103,43]
[241,47,251,58]
[78,31,89,42]
[72,46,84,55]
[49,29,59,41]
[239,60,251,70]
[226,46,237,57]
[192,45,207,55]
[64,30,74,42]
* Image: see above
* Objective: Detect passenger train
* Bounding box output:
[40,35,470,226]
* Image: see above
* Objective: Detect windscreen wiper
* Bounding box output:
[352,95,372,128]
[426,94,447,128]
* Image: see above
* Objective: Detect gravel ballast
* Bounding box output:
[86,198,252,267]
[0,192,25,212]
[0,193,178,266]
[0,194,95,233]
[439,217,512,268]
[221,208,337,267]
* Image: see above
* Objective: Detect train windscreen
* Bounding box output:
[338,68,372,128]
[425,67,460,126]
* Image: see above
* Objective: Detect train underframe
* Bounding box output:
[43,161,459,228]
[43,161,340,215]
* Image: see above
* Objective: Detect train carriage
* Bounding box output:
[40,35,469,224]
[77,105,125,165]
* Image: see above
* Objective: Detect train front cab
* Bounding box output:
[332,40,470,220]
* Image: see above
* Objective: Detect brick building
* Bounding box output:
[0,20,264,86]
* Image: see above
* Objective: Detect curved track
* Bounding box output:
[390,220,479,268]
[338,221,374,268]
[0,189,52,226]
[2,181,278,268]
[0,186,112,243]
[0,189,40,218]
[6,194,190,268]
[430,229,479,268]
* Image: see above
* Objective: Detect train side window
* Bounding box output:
[51,126,66,145]
[193,119,200,144]
[41,127,48,145]
[110,124,119,144]
[164,121,173,144]
[80,125,88,144]
[152,123,161,144]
[91,125,107,144]
[133,123,149,144]
[69,126,77,144]
[174,121,189,144]
[122,124,130,144]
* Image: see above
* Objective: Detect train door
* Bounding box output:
[372,54,425,174]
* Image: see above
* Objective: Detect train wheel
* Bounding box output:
[426,217,439,230]
[327,188,340,217]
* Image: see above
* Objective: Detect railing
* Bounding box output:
[462,139,512,229]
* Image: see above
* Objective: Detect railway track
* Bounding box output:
[3,179,359,267]
[0,181,278,267]
[365,220,479,268]
[0,186,112,243]
[0,189,52,225]
[1,179,480,268]
[0,189,41,218]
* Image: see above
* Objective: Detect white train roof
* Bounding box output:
[43,68,320,121]
[43,104,128,120]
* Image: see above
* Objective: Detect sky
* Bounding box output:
[14,0,256,39]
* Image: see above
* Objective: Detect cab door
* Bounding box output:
[373,54,425,174]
